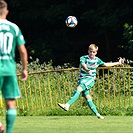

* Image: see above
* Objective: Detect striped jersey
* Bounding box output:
[0,19,26,76]
[79,55,104,80]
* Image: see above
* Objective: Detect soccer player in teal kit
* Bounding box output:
[0,1,28,132]
[58,44,124,119]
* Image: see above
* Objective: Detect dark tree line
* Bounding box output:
[6,0,132,66]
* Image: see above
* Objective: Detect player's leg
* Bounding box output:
[58,86,82,111]
[84,90,104,119]
[2,76,20,133]
[67,85,82,105]
[58,77,93,111]
[5,100,17,133]
[83,79,104,119]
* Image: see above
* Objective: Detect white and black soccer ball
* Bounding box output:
[65,16,78,28]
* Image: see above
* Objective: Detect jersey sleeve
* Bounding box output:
[16,28,26,46]
[97,57,105,66]
[80,56,86,64]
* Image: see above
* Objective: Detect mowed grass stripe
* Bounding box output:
[1,116,133,133]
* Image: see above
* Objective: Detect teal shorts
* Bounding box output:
[0,76,20,99]
[78,77,94,97]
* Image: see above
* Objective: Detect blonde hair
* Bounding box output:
[88,44,98,51]
[0,0,7,16]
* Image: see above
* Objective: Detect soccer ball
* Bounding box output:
[65,16,78,28]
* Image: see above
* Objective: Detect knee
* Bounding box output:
[6,99,16,109]
[77,86,83,92]
[86,95,92,101]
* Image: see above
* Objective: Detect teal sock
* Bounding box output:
[87,98,99,115]
[6,108,17,133]
[67,89,80,105]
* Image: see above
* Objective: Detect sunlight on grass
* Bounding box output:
[1,116,132,133]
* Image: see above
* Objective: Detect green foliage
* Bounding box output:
[123,24,133,44]
[8,0,132,64]
[118,23,133,59]
[4,106,132,116]
[13,60,133,116]
[94,67,133,96]
[16,58,74,73]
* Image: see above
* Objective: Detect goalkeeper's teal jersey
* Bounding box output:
[0,19,26,76]
[79,55,104,80]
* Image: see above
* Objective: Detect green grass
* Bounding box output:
[1,116,133,133]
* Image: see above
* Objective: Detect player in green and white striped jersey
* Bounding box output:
[0,1,28,133]
[58,44,124,119]
[79,55,104,80]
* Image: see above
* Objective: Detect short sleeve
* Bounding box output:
[97,58,104,66]
[80,56,86,64]
[17,28,26,46]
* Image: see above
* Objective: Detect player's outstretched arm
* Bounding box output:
[18,44,28,81]
[103,57,125,67]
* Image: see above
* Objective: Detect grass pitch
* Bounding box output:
[1,116,133,133]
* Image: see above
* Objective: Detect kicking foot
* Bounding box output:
[58,103,69,111]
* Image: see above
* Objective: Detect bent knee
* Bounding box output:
[85,95,92,99]
[77,86,83,92]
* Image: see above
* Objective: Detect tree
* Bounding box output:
[7,0,132,65]
[119,24,133,60]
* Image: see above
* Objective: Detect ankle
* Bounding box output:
[96,113,100,116]
[65,103,70,108]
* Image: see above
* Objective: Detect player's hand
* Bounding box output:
[89,70,92,75]
[119,57,125,65]
[21,69,28,81]
[87,70,92,75]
